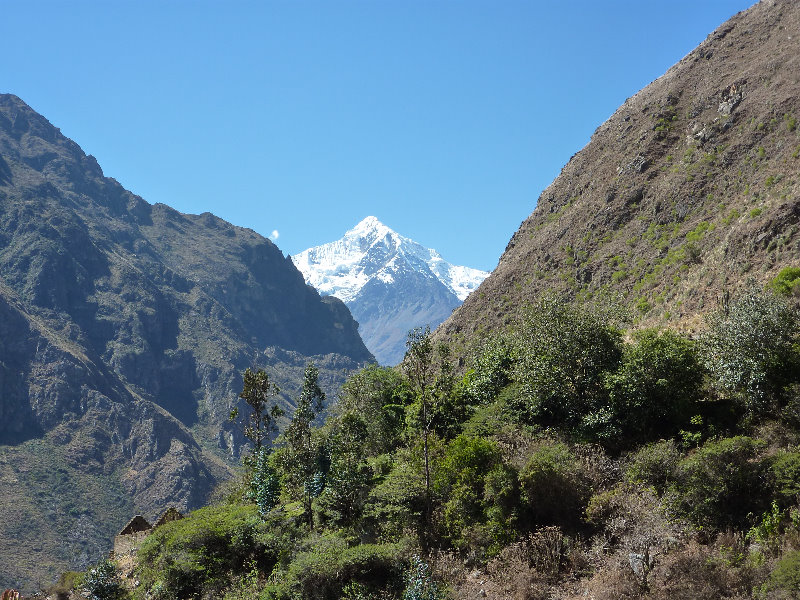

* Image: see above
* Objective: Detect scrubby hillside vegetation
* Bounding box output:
[438,0,800,347]
[63,275,800,600]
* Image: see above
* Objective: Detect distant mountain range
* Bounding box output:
[293,217,488,365]
[0,93,373,591]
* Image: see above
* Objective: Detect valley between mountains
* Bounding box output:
[2,0,800,598]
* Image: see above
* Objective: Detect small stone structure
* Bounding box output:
[112,508,183,559]
[153,506,183,528]
[113,515,152,557]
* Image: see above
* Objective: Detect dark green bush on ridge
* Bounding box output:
[770,450,800,506]
[624,439,682,494]
[518,440,591,531]
[262,539,404,600]
[514,296,622,432]
[605,329,703,448]
[135,504,293,599]
[670,436,768,530]
[434,434,518,555]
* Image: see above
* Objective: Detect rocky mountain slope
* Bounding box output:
[292,216,488,364]
[439,0,800,347]
[0,94,373,591]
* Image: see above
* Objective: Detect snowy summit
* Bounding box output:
[292,217,489,365]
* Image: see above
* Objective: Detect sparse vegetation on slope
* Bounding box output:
[438,0,800,348]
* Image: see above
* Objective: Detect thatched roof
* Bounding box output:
[153,507,183,528]
[118,515,151,536]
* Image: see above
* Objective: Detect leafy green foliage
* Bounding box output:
[518,441,591,530]
[770,450,800,505]
[700,290,800,415]
[515,296,622,433]
[624,439,681,494]
[461,336,518,406]
[362,451,426,542]
[761,549,800,596]
[402,326,447,539]
[434,435,517,553]
[249,447,281,518]
[770,266,800,297]
[276,363,327,526]
[230,368,283,455]
[402,555,446,600]
[670,436,768,530]
[317,412,374,527]
[129,287,800,599]
[335,364,412,456]
[82,559,127,600]
[266,538,404,600]
[136,504,288,599]
[605,329,703,447]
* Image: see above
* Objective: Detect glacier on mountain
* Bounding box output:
[293,216,487,303]
[292,216,489,365]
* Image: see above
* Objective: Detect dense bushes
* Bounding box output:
[265,540,404,600]
[118,287,800,600]
[515,296,622,431]
[671,436,768,530]
[606,329,702,446]
[434,435,516,554]
[518,441,591,531]
[136,504,291,599]
[701,290,800,415]
[770,450,800,506]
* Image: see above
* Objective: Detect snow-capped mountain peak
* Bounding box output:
[292,217,487,303]
[292,217,490,364]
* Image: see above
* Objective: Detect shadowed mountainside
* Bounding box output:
[0,93,373,590]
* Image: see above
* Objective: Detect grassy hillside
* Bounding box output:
[438,0,800,349]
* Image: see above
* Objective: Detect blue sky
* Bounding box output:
[1,1,754,272]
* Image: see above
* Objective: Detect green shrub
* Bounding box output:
[519,441,590,530]
[47,571,83,598]
[362,453,426,541]
[275,539,404,600]
[462,336,518,406]
[771,450,800,504]
[700,290,800,415]
[249,447,281,517]
[82,559,127,600]
[515,297,622,431]
[434,434,517,553]
[624,439,682,494]
[136,504,287,599]
[335,364,412,456]
[769,266,800,297]
[671,436,768,530]
[402,555,446,600]
[760,549,800,596]
[606,329,703,447]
